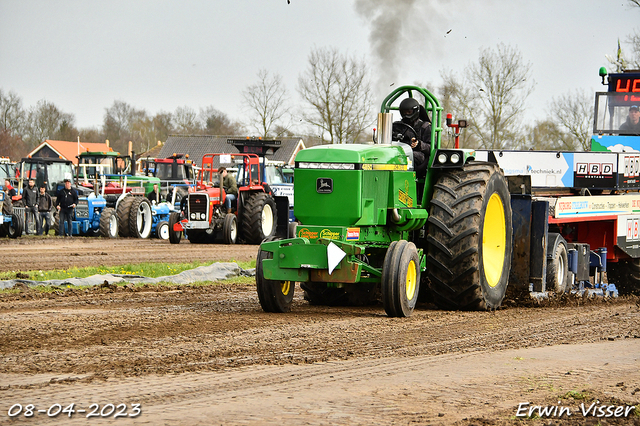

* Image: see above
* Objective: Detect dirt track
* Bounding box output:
[0,238,639,425]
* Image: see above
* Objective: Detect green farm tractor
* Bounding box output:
[256,86,513,317]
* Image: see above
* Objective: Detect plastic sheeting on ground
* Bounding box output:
[0,263,256,290]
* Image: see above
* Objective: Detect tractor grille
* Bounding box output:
[76,200,89,218]
[188,194,208,221]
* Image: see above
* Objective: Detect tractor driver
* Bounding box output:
[619,105,640,135]
[218,167,238,214]
[393,97,431,173]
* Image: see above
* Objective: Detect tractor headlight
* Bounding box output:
[437,153,448,164]
[200,213,206,220]
[450,153,461,164]
[190,213,196,219]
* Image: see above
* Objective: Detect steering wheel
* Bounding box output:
[392,122,418,144]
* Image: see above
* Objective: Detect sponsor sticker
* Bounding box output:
[298,228,318,239]
[319,229,340,240]
[346,228,360,241]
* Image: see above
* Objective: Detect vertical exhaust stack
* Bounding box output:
[377,113,393,144]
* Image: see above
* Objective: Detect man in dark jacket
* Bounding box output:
[218,167,238,214]
[393,97,431,173]
[619,105,640,135]
[37,184,53,235]
[56,178,78,236]
[23,179,40,234]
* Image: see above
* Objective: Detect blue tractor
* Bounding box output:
[0,191,23,238]
[15,156,119,238]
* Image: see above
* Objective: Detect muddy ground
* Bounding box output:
[0,237,638,425]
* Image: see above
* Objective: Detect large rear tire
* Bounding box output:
[256,247,294,313]
[168,212,182,244]
[99,207,118,238]
[382,240,420,317]
[427,162,512,310]
[128,197,152,239]
[241,193,277,244]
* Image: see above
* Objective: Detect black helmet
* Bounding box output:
[399,98,420,122]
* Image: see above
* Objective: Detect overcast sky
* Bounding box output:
[1,0,639,131]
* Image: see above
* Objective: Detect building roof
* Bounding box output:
[137,142,164,159]
[28,140,111,165]
[157,135,306,167]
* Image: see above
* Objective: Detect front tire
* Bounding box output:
[382,240,420,317]
[7,213,23,238]
[156,220,170,240]
[427,162,512,310]
[256,247,294,313]
[168,212,182,244]
[223,214,237,244]
[99,207,118,238]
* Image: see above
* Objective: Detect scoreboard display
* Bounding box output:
[608,72,640,105]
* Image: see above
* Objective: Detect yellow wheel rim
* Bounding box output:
[406,260,417,300]
[281,281,291,296]
[482,193,506,288]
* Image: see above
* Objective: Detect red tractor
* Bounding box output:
[169,152,288,244]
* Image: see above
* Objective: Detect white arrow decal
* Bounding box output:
[327,242,346,275]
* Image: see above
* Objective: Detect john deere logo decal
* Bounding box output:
[317,178,333,194]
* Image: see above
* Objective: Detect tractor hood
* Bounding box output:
[295,144,409,167]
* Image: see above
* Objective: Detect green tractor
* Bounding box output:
[256,86,512,317]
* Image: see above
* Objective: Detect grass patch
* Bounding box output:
[0,260,256,281]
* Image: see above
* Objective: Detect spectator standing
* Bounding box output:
[56,178,78,237]
[23,179,40,234]
[37,184,53,235]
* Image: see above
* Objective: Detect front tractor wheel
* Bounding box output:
[382,240,421,317]
[168,212,182,244]
[156,220,170,240]
[256,248,294,313]
[223,213,237,244]
[427,162,512,310]
[99,207,118,238]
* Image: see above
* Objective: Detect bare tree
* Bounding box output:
[23,100,76,148]
[298,47,373,144]
[548,90,593,151]
[173,106,200,134]
[0,89,25,136]
[441,43,535,149]
[522,120,576,151]
[199,106,242,135]
[104,101,135,152]
[242,69,291,138]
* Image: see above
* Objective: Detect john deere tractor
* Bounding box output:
[256,86,512,317]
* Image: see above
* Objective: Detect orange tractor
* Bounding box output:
[169,152,289,244]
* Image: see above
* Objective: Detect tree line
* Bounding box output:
[1,15,639,160]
